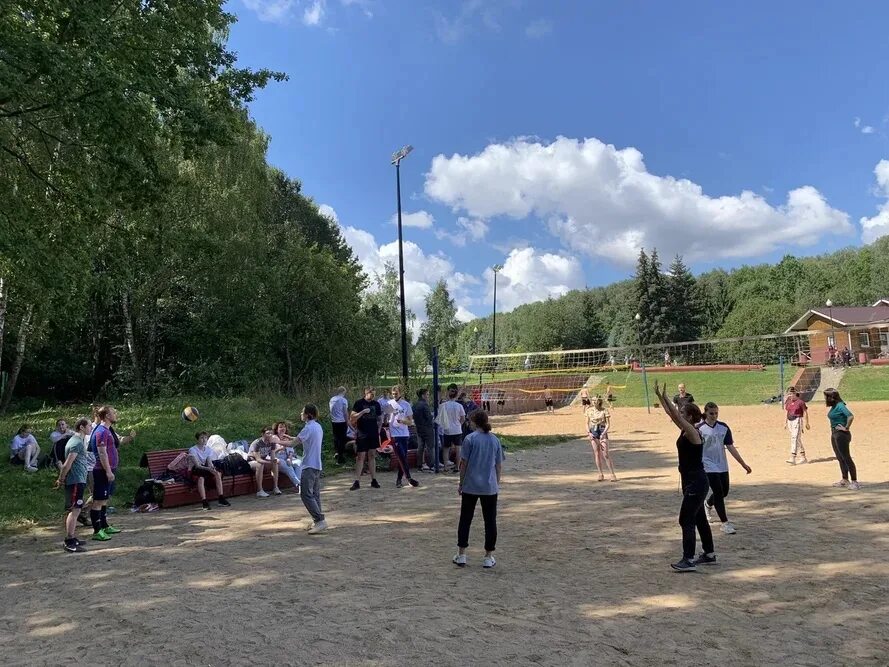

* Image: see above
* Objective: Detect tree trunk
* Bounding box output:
[121,291,142,390]
[0,275,7,377]
[284,337,294,395]
[0,304,33,413]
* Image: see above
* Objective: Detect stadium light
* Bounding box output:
[391,145,414,382]
[492,264,503,355]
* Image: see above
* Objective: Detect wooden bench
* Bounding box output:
[141,449,294,508]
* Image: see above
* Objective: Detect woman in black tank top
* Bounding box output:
[654,381,716,572]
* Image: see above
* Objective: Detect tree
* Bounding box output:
[363,263,415,375]
[667,255,701,342]
[418,280,460,368]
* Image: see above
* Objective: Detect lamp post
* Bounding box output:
[391,144,413,383]
[492,264,503,380]
[635,313,651,414]
[826,299,835,366]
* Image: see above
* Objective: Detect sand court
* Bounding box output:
[2,403,889,665]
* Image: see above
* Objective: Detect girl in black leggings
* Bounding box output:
[654,381,715,572]
[823,388,859,490]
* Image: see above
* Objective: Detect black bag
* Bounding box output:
[132,480,165,507]
[218,452,251,477]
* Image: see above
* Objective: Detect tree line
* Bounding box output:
[0,2,401,407]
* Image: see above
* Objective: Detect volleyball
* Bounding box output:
[181,406,200,422]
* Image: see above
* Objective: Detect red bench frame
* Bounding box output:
[143,449,294,508]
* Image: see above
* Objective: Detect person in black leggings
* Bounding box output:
[654,381,715,572]
[824,388,859,490]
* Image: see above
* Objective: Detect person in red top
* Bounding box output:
[784,386,810,465]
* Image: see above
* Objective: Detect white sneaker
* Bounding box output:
[452,553,467,567]
[483,555,496,568]
[420,464,432,473]
[849,481,861,490]
[785,458,796,465]
[721,522,736,535]
[273,487,282,496]
[307,520,328,534]
[24,466,38,473]
[256,490,270,498]
[831,480,848,488]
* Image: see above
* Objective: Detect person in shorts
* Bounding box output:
[248,427,282,498]
[543,385,554,413]
[88,406,122,541]
[350,387,383,490]
[585,396,617,482]
[56,418,91,553]
[436,385,466,472]
[580,388,591,409]
[10,424,40,471]
[189,431,230,510]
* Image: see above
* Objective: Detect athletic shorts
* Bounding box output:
[589,425,607,440]
[581,398,591,407]
[545,399,554,407]
[92,469,116,501]
[189,467,217,482]
[443,433,463,448]
[64,483,86,512]
[356,433,380,453]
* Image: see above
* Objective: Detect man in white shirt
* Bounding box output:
[296,404,327,534]
[329,386,349,465]
[11,424,40,471]
[188,432,231,511]
[436,385,466,472]
[248,427,282,498]
[387,385,420,488]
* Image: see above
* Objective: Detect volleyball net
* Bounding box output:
[464,332,818,414]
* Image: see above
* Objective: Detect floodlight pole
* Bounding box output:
[392,145,414,384]
[492,264,502,381]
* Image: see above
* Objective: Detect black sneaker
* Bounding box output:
[350,480,360,491]
[75,538,87,547]
[670,558,697,572]
[396,480,403,488]
[218,497,231,507]
[693,553,717,566]
[63,540,86,553]
[408,478,420,487]
[201,501,211,511]
[370,478,381,489]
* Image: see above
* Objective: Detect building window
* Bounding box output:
[880,330,889,348]
[859,332,871,348]
[827,334,835,348]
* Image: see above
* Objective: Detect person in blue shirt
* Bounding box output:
[453,410,503,569]
[824,388,859,490]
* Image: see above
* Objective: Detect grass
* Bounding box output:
[0,395,576,533]
[836,366,889,402]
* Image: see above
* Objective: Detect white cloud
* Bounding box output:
[340,0,373,18]
[241,0,296,22]
[525,19,553,38]
[860,159,889,243]
[434,217,489,247]
[486,247,585,313]
[425,136,852,265]
[303,0,326,25]
[854,117,876,134]
[456,306,478,322]
[318,203,339,223]
[390,210,435,229]
[434,0,501,43]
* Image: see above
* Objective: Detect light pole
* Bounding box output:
[491,264,503,380]
[826,299,835,366]
[391,144,413,383]
[635,313,651,414]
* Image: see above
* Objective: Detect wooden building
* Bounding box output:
[785,299,889,364]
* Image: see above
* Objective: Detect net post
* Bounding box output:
[779,355,784,404]
[641,356,651,414]
[432,346,441,473]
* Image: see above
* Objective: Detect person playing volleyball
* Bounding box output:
[585,396,617,482]
[543,385,554,413]
[783,386,809,465]
[653,380,716,572]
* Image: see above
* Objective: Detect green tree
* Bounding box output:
[418,280,460,368]
[667,255,701,342]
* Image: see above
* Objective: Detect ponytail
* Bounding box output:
[470,410,492,433]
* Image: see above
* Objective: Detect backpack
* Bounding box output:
[132,480,166,507]
[217,452,252,477]
[165,452,191,482]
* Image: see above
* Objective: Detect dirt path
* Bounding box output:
[2,402,888,665]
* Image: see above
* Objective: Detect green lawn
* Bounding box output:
[836,366,889,402]
[0,395,572,533]
[602,368,786,408]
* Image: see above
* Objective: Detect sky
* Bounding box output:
[230,0,889,325]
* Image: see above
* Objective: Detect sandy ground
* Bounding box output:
[3,402,889,666]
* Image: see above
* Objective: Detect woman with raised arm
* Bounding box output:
[653,380,716,572]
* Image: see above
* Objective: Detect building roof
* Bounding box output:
[873,298,889,307]
[785,305,889,332]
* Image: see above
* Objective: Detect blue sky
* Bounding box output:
[230,0,889,321]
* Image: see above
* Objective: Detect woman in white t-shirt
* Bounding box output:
[11,424,40,471]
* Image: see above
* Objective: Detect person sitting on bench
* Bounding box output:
[188,431,231,511]
[248,427,282,498]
